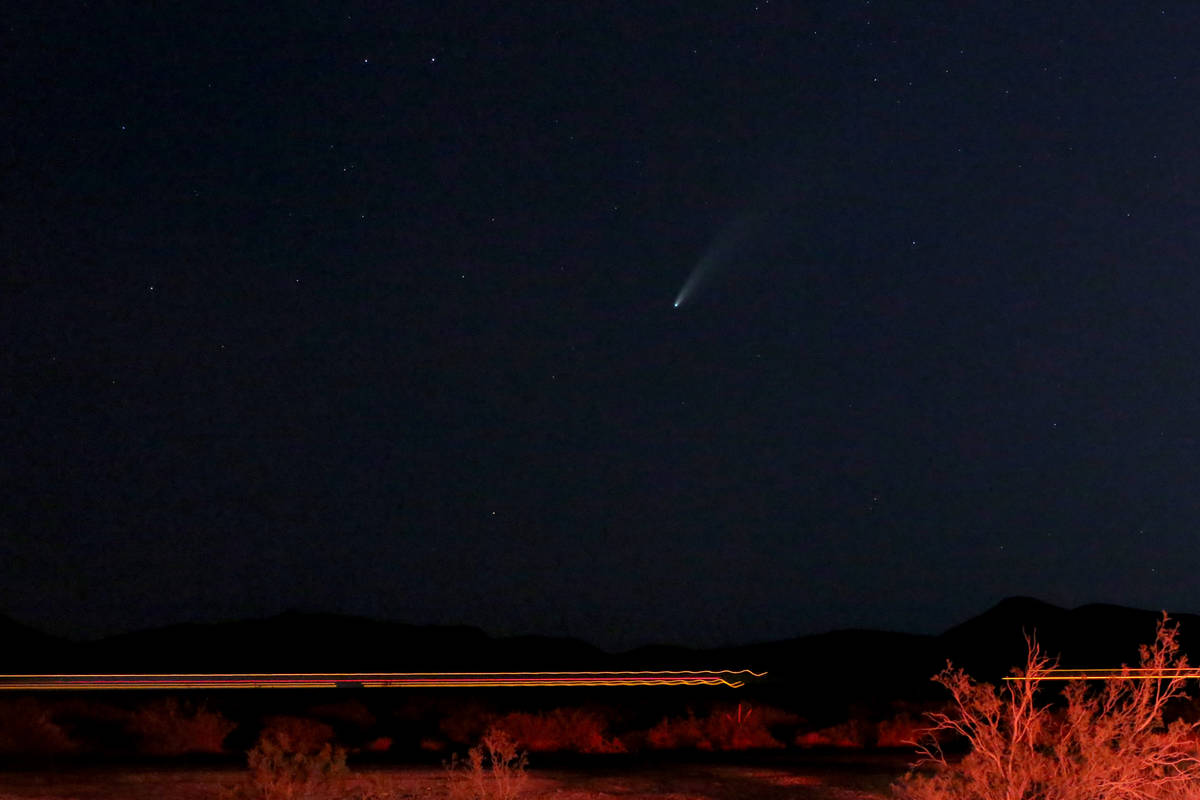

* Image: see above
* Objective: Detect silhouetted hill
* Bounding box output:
[0,612,73,670]
[6,598,1200,714]
[713,628,944,722]
[86,611,609,672]
[937,598,1200,681]
[936,596,1070,679]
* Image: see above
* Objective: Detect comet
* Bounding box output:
[673,212,770,308]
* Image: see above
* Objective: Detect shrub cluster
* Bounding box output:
[0,697,77,755]
[0,696,238,757]
[646,703,784,751]
[127,697,236,755]
[488,708,624,754]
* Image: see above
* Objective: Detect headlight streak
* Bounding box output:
[1005,668,1200,681]
[0,669,767,690]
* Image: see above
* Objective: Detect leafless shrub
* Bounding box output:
[896,614,1200,800]
[445,729,528,800]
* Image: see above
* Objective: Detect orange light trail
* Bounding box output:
[1005,668,1200,682]
[0,670,766,691]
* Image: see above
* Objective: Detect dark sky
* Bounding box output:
[5,3,1200,650]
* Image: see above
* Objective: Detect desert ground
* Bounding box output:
[0,761,901,800]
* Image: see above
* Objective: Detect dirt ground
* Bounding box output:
[0,762,901,800]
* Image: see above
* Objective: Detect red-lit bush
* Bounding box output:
[257,715,336,754]
[646,704,784,751]
[127,697,236,755]
[0,698,77,755]
[705,703,785,750]
[896,614,1200,800]
[225,717,347,800]
[875,711,926,748]
[795,718,874,748]
[243,729,346,800]
[646,710,707,750]
[306,700,375,729]
[439,703,499,746]
[490,707,624,753]
[363,735,393,752]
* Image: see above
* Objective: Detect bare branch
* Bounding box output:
[895,616,1200,800]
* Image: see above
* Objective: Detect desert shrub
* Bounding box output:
[793,706,934,749]
[646,710,708,750]
[364,736,393,752]
[445,729,528,800]
[225,725,348,800]
[795,718,874,748]
[127,697,236,755]
[896,614,1200,800]
[875,711,926,748]
[490,707,624,754]
[704,703,784,750]
[646,705,783,751]
[307,701,376,729]
[0,697,77,755]
[439,703,498,746]
[258,716,336,753]
[752,704,802,728]
[35,697,131,752]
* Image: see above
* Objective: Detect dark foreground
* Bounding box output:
[0,760,903,800]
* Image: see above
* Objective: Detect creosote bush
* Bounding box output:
[896,614,1200,800]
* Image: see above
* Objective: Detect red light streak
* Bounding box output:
[0,670,766,691]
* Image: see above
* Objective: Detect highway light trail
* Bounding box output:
[0,670,766,690]
[1005,668,1200,681]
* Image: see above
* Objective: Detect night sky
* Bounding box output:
[6,3,1200,650]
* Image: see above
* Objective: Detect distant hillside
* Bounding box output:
[3,599,1197,710]
[0,613,72,670]
[935,596,1200,681]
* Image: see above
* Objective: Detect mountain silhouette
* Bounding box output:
[4,598,1197,713]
